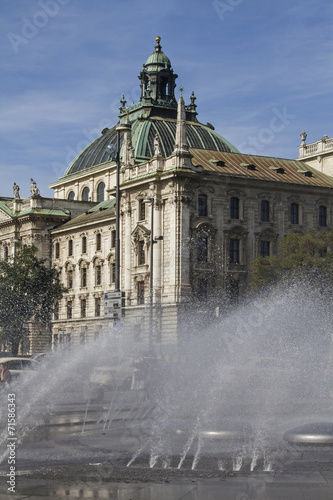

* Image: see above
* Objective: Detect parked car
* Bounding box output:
[84,362,140,402]
[0,357,38,379]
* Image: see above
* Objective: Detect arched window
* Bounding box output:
[68,191,75,200]
[97,182,105,203]
[82,187,90,201]
[290,203,299,224]
[319,206,327,227]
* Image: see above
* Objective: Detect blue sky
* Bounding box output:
[1,0,332,198]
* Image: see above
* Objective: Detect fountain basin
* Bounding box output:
[284,422,333,444]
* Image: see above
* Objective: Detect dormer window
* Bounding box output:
[240,163,256,171]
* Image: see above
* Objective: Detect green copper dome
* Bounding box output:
[144,36,171,72]
[60,117,239,178]
[58,38,240,180]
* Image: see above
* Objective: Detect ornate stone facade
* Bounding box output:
[2,39,333,354]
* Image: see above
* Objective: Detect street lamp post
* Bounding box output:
[114,122,131,293]
[143,197,163,351]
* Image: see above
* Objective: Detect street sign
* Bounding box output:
[105,309,121,319]
[104,291,125,318]
[104,298,122,309]
[104,291,122,299]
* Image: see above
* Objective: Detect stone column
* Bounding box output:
[153,200,162,302]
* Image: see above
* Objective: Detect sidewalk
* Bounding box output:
[3,470,333,500]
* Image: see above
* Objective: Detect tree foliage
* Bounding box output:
[0,245,66,355]
[251,230,333,292]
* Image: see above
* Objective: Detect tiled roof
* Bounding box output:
[56,198,116,229]
[190,149,333,188]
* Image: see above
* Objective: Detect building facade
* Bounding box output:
[298,131,333,176]
[2,38,333,354]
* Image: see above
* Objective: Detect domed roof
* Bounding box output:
[57,38,240,180]
[144,36,171,72]
[61,117,240,178]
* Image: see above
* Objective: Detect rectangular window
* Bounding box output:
[111,230,116,248]
[229,239,239,264]
[68,239,73,256]
[290,203,299,224]
[67,270,73,289]
[54,302,59,320]
[197,236,208,262]
[95,297,101,317]
[82,236,87,253]
[81,267,87,287]
[230,197,239,219]
[198,194,208,217]
[67,301,72,319]
[139,200,146,221]
[96,233,101,251]
[81,298,86,318]
[138,240,145,265]
[260,240,270,258]
[80,332,85,344]
[111,262,115,283]
[96,265,101,285]
[137,281,145,305]
[55,242,60,259]
[261,200,270,222]
[319,205,327,227]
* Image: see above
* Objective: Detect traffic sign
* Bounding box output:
[105,291,122,299]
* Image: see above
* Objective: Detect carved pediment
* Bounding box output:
[0,209,13,223]
[131,223,150,240]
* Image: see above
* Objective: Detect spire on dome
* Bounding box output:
[173,88,189,155]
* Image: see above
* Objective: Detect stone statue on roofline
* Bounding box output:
[13,182,20,200]
[154,134,162,157]
[30,178,40,198]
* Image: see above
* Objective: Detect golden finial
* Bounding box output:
[155,36,161,43]
[179,87,183,96]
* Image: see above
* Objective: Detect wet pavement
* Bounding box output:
[2,470,333,499]
[1,398,333,498]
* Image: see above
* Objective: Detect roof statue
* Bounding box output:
[154,134,162,157]
[13,183,20,200]
[30,178,40,198]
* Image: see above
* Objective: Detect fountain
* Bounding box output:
[0,280,332,480]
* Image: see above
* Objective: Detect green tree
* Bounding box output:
[0,245,66,355]
[251,230,333,291]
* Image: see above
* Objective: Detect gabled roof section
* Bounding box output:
[190,149,333,188]
[54,198,116,230]
[0,199,14,220]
